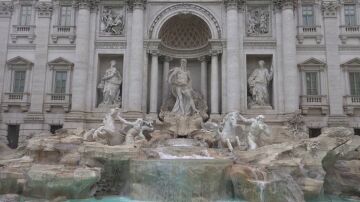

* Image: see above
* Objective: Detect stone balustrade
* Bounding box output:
[300,95,329,115]
[343,95,360,115]
[1,92,30,112]
[51,26,76,43]
[10,25,36,43]
[44,93,72,112]
[339,25,360,44]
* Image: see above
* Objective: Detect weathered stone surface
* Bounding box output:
[24,164,101,199]
[323,135,360,198]
[129,159,233,201]
[229,165,305,202]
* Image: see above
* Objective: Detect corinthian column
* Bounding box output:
[72,0,95,112]
[149,51,159,113]
[225,0,241,112]
[198,56,207,102]
[0,2,13,103]
[210,51,220,114]
[162,56,172,103]
[127,0,146,112]
[281,0,299,112]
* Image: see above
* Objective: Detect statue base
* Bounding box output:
[162,112,203,137]
[249,105,273,110]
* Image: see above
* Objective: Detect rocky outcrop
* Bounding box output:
[323,134,360,198]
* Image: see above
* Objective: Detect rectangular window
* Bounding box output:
[302,5,314,26]
[20,6,32,26]
[50,125,63,134]
[7,125,20,149]
[60,6,72,26]
[54,71,67,94]
[13,71,26,93]
[305,72,319,95]
[349,72,360,96]
[344,5,356,26]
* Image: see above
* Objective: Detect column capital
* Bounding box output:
[321,0,339,18]
[36,2,53,18]
[210,49,222,56]
[198,56,207,62]
[149,49,160,56]
[74,0,99,10]
[164,56,173,62]
[224,0,238,10]
[0,1,13,18]
[273,0,297,11]
[127,0,147,10]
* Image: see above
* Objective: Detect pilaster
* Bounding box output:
[29,1,53,113]
[322,0,344,116]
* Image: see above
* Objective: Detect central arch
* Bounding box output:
[149,4,221,40]
[159,14,211,50]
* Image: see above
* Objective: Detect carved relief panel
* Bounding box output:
[246,5,271,37]
[100,6,125,36]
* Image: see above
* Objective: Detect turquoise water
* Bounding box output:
[67,196,360,202]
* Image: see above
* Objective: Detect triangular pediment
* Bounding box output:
[299,58,326,66]
[341,58,360,67]
[48,57,73,66]
[7,56,33,66]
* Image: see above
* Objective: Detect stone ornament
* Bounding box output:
[247,6,270,36]
[98,60,122,107]
[321,0,339,17]
[36,2,53,18]
[0,1,14,18]
[101,7,125,35]
[248,60,273,108]
[238,114,271,150]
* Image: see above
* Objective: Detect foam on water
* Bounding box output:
[157,151,214,159]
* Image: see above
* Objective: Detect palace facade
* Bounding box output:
[1,0,360,147]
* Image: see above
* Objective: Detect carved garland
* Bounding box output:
[36,2,53,18]
[149,4,221,39]
[0,1,14,18]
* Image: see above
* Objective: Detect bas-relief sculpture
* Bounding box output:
[98,60,122,107]
[248,60,273,108]
[101,7,125,35]
[247,6,270,36]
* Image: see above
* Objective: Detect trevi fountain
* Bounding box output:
[0,59,359,202]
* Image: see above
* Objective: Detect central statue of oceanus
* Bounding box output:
[168,59,199,116]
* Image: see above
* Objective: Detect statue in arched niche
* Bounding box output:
[98,60,122,107]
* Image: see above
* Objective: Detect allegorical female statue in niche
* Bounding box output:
[98,60,122,107]
[248,60,273,107]
[168,58,199,115]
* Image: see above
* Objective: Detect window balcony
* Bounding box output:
[51,26,76,43]
[343,95,360,115]
[44,93,71,112]
[1,92,30,112]
[296,25,323,44]
[339,25,360,44]
[300,95,329,115]
[10,25,36,43]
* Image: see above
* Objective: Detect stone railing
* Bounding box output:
[296,25,322,44]
[340,25,360,33]
[44,93,71,112]
[343,95,360,115]
[51,26,76,43]
[11,25,36,43]
[298,25,321,33]
[339,25,360,44]
[300,95,328,105]
[2,92,30,111]
[300,95,329,115]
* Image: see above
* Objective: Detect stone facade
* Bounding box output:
[1,0,360,145]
